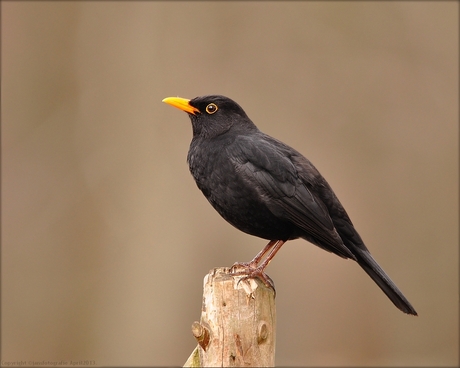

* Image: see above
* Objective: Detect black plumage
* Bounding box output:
[162,94,417,316]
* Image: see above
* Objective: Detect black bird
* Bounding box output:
[162,95,417,316]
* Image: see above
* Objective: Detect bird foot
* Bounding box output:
[230,262,276,293]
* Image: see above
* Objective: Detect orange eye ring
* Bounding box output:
[205,103,218,114]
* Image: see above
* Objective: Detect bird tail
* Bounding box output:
[353,248,417,315]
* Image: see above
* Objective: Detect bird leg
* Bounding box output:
[231,239,278,269]
[230,240,286,291]
[256,239,285,271]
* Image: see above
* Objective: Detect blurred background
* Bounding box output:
[2,2,458,367]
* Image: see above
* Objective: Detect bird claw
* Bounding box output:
[230,261,254,271]
[230,262,276,294]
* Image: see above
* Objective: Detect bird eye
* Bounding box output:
[205,103,218,114]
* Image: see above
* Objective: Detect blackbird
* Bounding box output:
[162,95,417,316]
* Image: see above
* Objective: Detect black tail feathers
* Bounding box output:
[354,248,417,316]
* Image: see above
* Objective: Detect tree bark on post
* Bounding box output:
[184,267,276,367]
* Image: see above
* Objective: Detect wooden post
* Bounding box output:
[184,267,276,367]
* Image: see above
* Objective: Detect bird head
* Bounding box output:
[162,95,257,139]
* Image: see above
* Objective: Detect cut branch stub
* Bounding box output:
[188,267,276,367]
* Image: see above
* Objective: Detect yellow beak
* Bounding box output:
[162,97,200,115]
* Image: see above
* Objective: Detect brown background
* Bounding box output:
[2,2,458,367]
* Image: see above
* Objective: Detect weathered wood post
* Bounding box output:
[184,267,276,367]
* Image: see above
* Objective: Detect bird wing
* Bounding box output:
[230,136,355,259]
